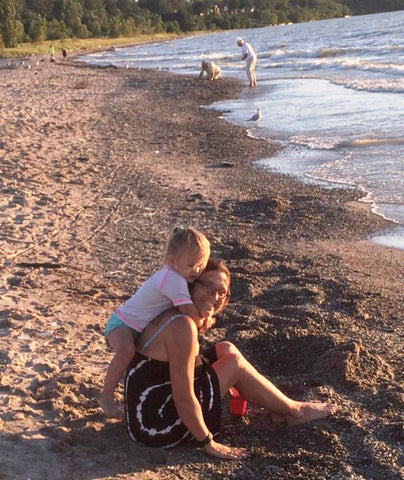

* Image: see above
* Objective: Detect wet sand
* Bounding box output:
[1,56,403,480]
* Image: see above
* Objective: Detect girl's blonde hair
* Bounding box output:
[166,226,210,259]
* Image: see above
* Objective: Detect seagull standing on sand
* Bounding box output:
[248,108,262,122]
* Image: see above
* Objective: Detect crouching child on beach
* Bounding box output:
[99,226,211,417]
[199,61,222,81]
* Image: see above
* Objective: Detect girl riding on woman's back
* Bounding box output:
[99,227,211,417]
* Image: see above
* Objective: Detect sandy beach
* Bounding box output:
[1,55,403,480]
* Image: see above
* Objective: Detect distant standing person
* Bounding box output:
[236,37,257,88]
[62,48,67,61]
[49,45,55,62]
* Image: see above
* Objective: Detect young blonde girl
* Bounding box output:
[99,227,211,417]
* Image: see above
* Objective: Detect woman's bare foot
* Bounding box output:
[286,402,338,426]
[98,393,119,418]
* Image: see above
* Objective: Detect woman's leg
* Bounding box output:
[249,57,257,87]
[99,326,136,417]
[246,57,256,87]
[246,58,253,87]
[212,341,337,425]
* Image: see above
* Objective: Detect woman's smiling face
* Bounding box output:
[192,269,230,318]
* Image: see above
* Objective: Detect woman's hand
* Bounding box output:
[203,439,248,459]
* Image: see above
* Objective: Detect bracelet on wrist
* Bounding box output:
[195,432,213,447]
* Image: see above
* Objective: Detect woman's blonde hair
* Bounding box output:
[166,226,210,259]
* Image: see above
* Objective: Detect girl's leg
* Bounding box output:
[99,326,136,417]
[212,341,337,425]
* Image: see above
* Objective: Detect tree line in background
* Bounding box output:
[0,0,402,47]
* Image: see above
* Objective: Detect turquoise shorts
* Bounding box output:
[105,312,140,340]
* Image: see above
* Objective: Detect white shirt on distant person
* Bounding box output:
[242,42,256,61]
[116,265,193,332]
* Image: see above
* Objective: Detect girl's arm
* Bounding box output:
[167,317,247,459]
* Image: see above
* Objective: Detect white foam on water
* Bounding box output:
[372,227,404,251]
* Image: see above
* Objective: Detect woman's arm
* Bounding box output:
[167,317,209,439]
[167,317,247,459]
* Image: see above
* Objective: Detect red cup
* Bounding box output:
[228,387,247,417]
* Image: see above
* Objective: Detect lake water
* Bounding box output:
[78,11,404,249]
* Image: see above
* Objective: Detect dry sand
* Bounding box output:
[0,55,403,480]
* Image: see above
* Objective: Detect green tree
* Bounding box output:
[24,0,56,17]
[165,19,180,32]
[228,0,240,12]
[53,0,68,19]
[117,0,142,16]
[83,7,108,36]
[239,0,254,12]
[47,18,70,39]
[25,11,47,41]
[175,7,197,30]
[1,0,402,44]
[105,0,120,15]
[1,0,24,47]
[121,16,135,34]
[214,11,232,28]
[63,0,84,29]
[191,0,208,15]
[258,8,278,23]
[138,0,172,16]
[109,14,123,36]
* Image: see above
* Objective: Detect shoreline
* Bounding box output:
[75,46,402,249]
[13,41,404,251]
[215,104,404,251]
[1,59,403,480]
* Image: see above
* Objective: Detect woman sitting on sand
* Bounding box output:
[124,259,337,459]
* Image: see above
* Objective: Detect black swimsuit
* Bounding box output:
[124,314,221,448]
